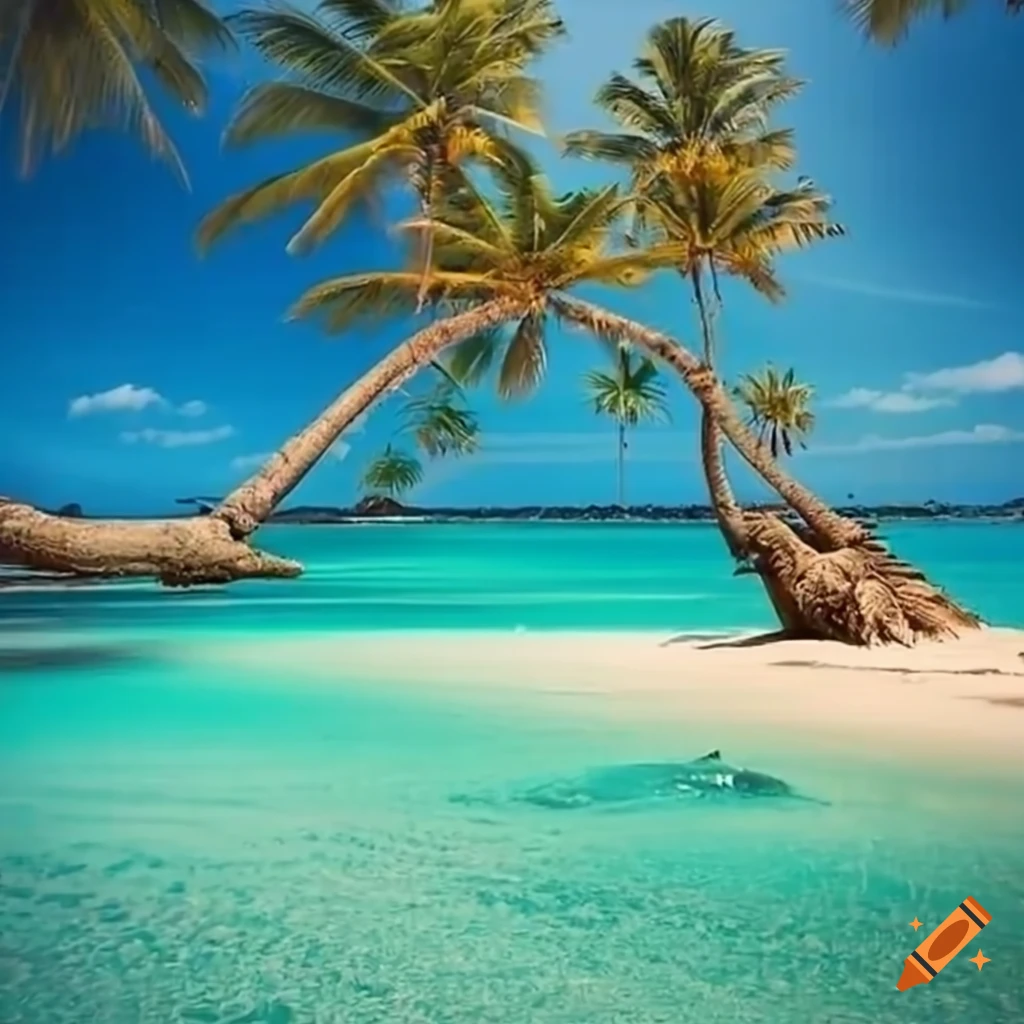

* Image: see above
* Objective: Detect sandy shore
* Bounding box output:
[194,626,1024,766]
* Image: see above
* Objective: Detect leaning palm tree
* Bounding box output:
[288,158,978,643]
[843,0,1022,44]
[0,0,232,180]
[196,0,563,305]
[584,343,668,506]
[733,365,815,459]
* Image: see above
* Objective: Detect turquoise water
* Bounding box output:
[2,522,1023,1023]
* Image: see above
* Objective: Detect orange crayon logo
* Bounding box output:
[897,897,992,992]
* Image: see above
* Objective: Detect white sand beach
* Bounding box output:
[194,626,1024,769]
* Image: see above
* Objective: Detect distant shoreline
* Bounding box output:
[38,497,1024,526]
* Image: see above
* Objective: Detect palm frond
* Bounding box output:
[498,310,547,398]
[361,444,423,498]
[224,82,396,147]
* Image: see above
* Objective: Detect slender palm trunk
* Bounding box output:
[414,146,440,314]
[1,299,526,585]
[617,422,626,507]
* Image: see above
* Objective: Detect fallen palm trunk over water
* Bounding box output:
[0,299,526,585]
[554,296,981,646]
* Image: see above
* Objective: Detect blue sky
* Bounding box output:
[1,0,1022,514]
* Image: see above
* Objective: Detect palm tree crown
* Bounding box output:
[197,0,565,257]
[733,365,815,458]
[288,153,683,394]
[585,343,668,430]
[563,17,802,193]
[0,0,232,179]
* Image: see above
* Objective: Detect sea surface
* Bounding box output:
[2,522,1023,1023]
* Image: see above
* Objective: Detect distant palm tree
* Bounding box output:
[733,366,815,459]
[584,344,668,506]
[0,0,232,180]
[843,0,1022,44]
[361,443,423,501]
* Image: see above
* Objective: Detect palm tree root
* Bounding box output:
[736,511,981,646]
[0,498,301,587]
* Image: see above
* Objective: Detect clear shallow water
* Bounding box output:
[2,523,1023,1023]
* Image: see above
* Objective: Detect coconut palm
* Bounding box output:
[196,0,564,306]
[361,443,423,499]
[843,0,1022,44]
[733,365,815,459]
[584,343,668,506]
[0,0,232,180]
[563,18,802,220]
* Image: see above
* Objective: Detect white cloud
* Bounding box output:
[815,423,1024,455]
[177,399,208,418]
[69,383,166,417]
[827,388,955,414]
[121,425,235,448]
[797,275,994,310]
[904,351,1024,394]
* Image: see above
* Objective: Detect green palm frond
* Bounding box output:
[361,444,423,498]
[2,0,232,178]
[202,0,563,254]
[584,344,670,428]
[223,83,397,147]
[733,364,815,458]
[402,383,480,457]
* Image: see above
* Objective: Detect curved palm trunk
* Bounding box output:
[1,299,526,585]
[554,295,979,645]
[554,296,868,550]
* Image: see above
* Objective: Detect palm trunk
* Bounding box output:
[617,423,625,507]
[553,296,867,550]
[414,146,440,314]
[554,294,980,644]
[1,299,526,585]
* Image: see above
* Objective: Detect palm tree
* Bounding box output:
[361,443,423,500]
[843,0,1022,44]
[0,0,232,180]
[733,365,815,459]
[196,0,564,306]
[584,343,668,506]
[286,158,975,645]
[562,16,842,582]
[563,17,802,209]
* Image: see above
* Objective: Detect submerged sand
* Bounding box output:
[192,626,1024,767]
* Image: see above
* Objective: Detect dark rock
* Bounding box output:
[56,502,83,518]
[351,495,410,517]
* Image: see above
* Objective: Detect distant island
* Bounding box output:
[150,494,1023,524]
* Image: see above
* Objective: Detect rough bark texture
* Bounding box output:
[215,298,526,539]
[0,299,527,585]
[555,295,982,645]
[0,502,300,586]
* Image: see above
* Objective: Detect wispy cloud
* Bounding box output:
[904,351,1024,394]
[797,275,995,310]
[827,388,955,414]
[69,384,212,419]
[814,423,1024,455]
[177,399,208,418]
[69,384,165,417]
[828,351,1024,414]
[121,425,235,448]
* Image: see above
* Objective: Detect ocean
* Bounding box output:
[2,522,1023,1023]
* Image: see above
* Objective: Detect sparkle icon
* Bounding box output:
[897,897,992,992]
[909,917,923,931]
[968,950,991,971]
